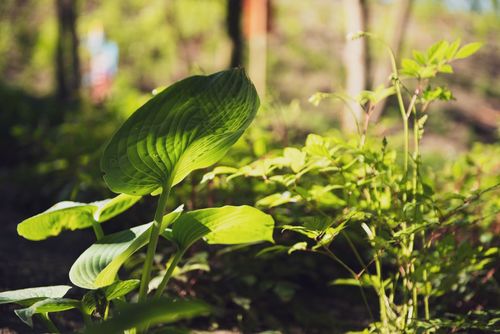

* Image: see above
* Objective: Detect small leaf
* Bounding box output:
[83,298,210,334]
[256,192,300,208]
[288,242,308,254]
[438,64,454,74]
[103,279,140,300]
[82,279,140,314]
[0,286,71,306]
[69,208,183,289]
[283,147,306,173]
[15,298,79,327]
[17,194,140,241]
[101,68,259,196]
[167,206,274,251]
[454,42,482,59]
[200,166,238,184]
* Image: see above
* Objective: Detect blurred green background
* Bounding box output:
[0,0,499,333]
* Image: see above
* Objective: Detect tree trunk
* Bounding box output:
[55,0,80,101]
[243,0,268,97]
[227,0,244,68]
[342,0,368,133]
[371,0,413,121]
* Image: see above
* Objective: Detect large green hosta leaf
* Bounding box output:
[69,208,183,289]
[165,205,275,251]
[101,68,259,196]
[0,285,72,306]
[17,194,141,240]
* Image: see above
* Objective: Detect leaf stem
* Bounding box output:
[38,313,60,333]
[154,249,185,298]
[138,181,172,303]
[91,220,104,240]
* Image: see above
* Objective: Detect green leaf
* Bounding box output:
[166,206,274,251]
[69,208,183,289]
[14,298,79,327]
[103,279,140,300]
[0,285,71,306]
[256,192,300,208]
[454,42,482,60]
[200,166,238,184]
[17,194,140,240]
[83,298,210,334]
[283,147,306,173]
[82,279,140,314]
[101,68,259,196]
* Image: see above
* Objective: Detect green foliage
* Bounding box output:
[4,69,274,333]
[69,208,182,289]
[15,298,80,327]
[167,205,275,251]
[400,40,482,80]
[84,298,211,334]
[206,39,498,333]
[101,68,259,195]
[17,194,140,240]
[0,285,71,306]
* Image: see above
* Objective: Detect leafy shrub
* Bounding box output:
[206,39,499,333]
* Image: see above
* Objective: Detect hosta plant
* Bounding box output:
[205,39,499,333]
[1,68,275,333]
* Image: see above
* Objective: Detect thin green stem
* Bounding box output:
[154,249,185,298]
[39,313,59,333]
[138,180,172,302]
[103,301,110,320]
[320,246,375,323]
[91,220,104,240]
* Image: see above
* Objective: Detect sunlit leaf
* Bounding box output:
[101,68,259,196]
[0,286,72,306]
[166,205,274,251]
[17,194,140,240]
[454,42,482,60]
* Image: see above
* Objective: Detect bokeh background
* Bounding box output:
[0,0,499,333]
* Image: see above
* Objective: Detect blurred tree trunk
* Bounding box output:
[243,0,268,97]
[227,0,244,67]
[371,0,413,121]
[342,0,368,133]
[55,0,80,101]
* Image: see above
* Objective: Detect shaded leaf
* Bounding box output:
[70,209,183,289]
[83,298,210,334]
[14,298,79,327]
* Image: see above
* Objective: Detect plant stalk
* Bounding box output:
[138,180,172,302]
[154,249,185,298]
[39,313,60,333]
[91,220,104,240]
